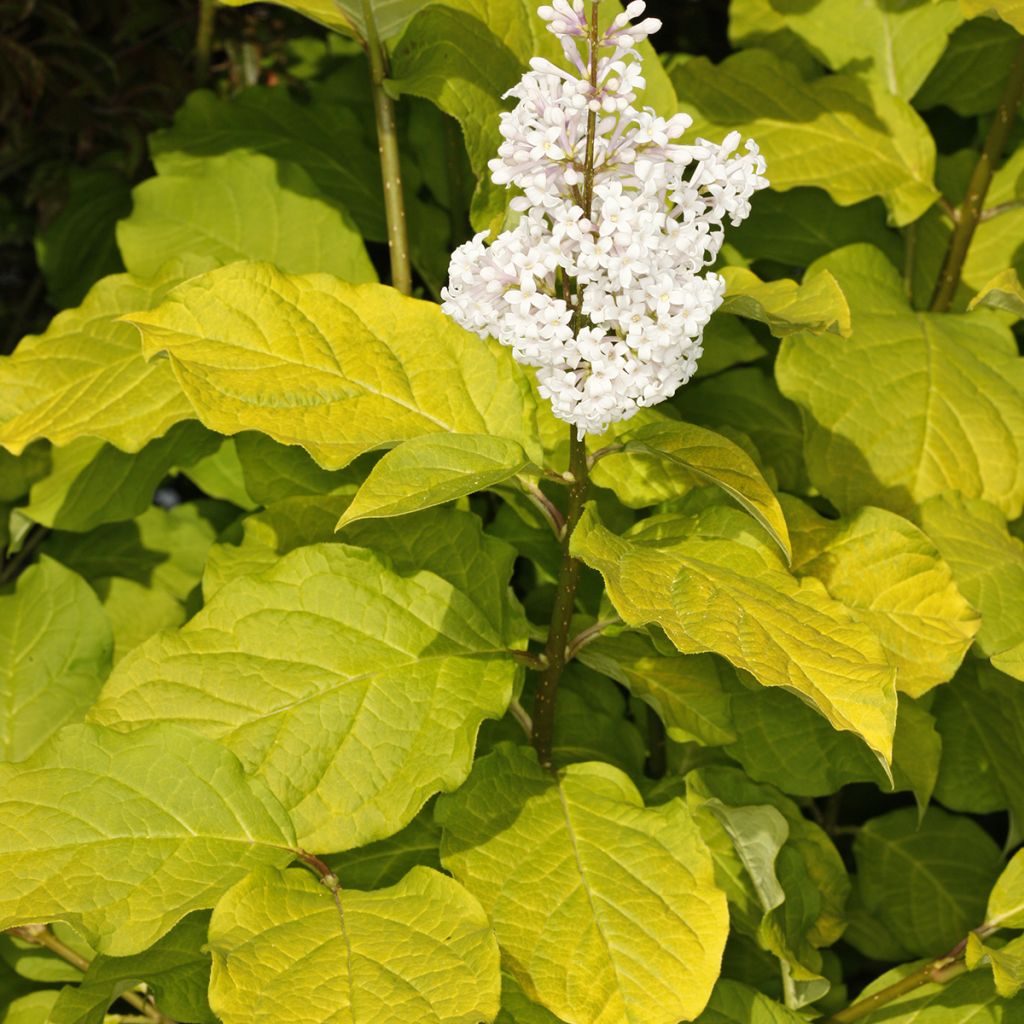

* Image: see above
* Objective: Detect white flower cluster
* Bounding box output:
[441,0,768,436]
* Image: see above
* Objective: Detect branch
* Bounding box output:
[194,0,216,83]
[930,40,1024,312]
[565,617,620,662]
[361,1,413,295]
[521,479,566,538]
[0,525,49,586]
[6,926,176,1023]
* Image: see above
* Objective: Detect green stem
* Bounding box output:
[195,0,216,83]
[361,1,413,296]
[6,926,176,1023]
[531,427,590,769]
[0,525,48,586]
[930,40,1024,312]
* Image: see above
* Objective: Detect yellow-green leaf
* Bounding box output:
[0,268,197,456]
[208,866,499,1024]
[0,558,113,761]
[0,723,295,955]
[90,541,520,852]
[621,419,791,560]
[437,743,728,1024]
[338,433,529,528]
[788,501,979,696]
[672,50,939,225]
[218,0,429,38]
[118,151,376,284]
[571,505,898,767]
[719,266,852,338]
[777,245,1024,518]
[123,262,541,470]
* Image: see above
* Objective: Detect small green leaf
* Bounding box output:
[853,807,1003,957]
[437,743,728,1024]
[91,541,520,852]
[572,506,898,768]
[48,913,216,1024]
[967,934,1024,999]
[672,50,939,225]
[123,263,541,470]
[208,866,500,1024]
[621,420,791,560]
[0,723,295,955]
[338,433,529,528]
[118,151,376,283]
[969,268,1024,319]
[719,266,852,338]
[0,558,112,762]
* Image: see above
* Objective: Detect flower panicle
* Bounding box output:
[441,0,768,436]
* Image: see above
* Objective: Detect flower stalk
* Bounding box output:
[361,0,413,296]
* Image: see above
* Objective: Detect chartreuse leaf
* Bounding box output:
[672,49,938,225]
[234,431,364,505]
[853,807,1003,957]
[967,934,1024,999]
[338,434,529,528]
[0,268,195,456]
[19,422,218,532]
[718,266,851,338]
[1,990,59,1022]
[619,420,791,561]
[0,722,295,955]
[571,505,898,768]
[208,866,499,1024]
[696,980,804,1023]
[777,245,1024,518]
[91,540,520,852]
[988,850,1024,929]
[694,314,767,378]
[49,913,215,1024]
[437,743,728,1024]
[933,660,1024,825]
[969,269,1024,319]
[786,500,978,696]
[755,0,963,99]
[917,493,1024,659]
[0,558,112,762]
[123,262,541,470]
[0,444,48,504]
[118,151,376,282]
[180,437,257,510]
[961,0,1024,32]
